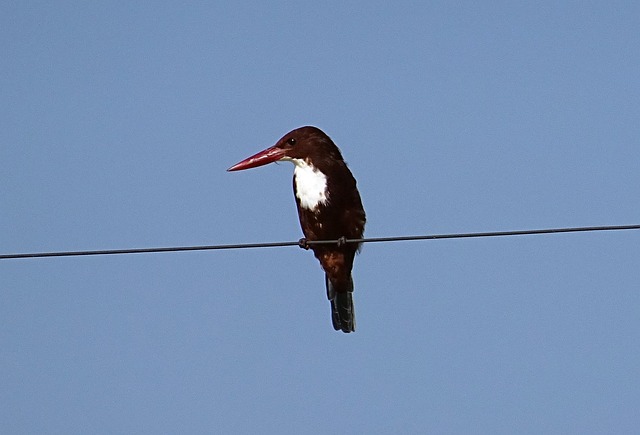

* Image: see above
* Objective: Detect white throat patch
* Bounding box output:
[289,158,328,211]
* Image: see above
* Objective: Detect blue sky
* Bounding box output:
[2,2,639,433]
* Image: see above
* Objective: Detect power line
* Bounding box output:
[1,224,639,260]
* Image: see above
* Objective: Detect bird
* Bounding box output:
[228,126,366,333]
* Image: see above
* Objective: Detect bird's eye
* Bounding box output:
[287,138,296,146]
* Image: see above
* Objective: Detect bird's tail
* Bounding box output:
[325,274,355,333]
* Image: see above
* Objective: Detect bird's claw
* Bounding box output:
[299,236,347,249]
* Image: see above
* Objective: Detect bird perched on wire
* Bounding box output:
[228,126,366,333]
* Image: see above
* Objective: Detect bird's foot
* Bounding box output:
[336,236,347,247]
[298,237,310,250]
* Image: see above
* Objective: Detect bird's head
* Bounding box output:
[227,126,344,172]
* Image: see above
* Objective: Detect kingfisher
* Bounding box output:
[228,126,366,333]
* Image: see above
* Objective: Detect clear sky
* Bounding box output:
[2,2,639,433]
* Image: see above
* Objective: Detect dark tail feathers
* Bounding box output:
[325,274,355,333]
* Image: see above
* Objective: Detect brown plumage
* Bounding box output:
[228,126,366,332]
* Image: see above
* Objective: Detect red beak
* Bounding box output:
[227,145,287,172]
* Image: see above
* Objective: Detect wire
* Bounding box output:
[1,224,639,260]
